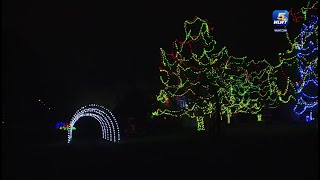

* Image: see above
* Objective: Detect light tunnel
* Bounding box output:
[67,104,120,143]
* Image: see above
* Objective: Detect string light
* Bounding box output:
[279,1,318,122]
[152,1,318,130]
[67,104,120,143]
[289,1,318,23]
[306,111,315,122]
[153,16,296,129]
[294,15,318,122]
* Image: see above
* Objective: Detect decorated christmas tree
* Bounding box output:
[293,15,318,121]
[152,17,277,130]
[278,1,318,122]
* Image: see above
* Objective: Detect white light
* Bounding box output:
[67,104,120,143]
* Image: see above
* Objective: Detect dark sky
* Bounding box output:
[2,0,307,125]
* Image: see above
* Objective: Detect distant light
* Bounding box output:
[39,99,41,102]
[48,108,51,110]
[2,121,4,124]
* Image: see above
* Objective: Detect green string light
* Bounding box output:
[153,1,317,130]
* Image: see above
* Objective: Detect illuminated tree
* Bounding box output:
[292,16,318,121]
[278,1,318,122]
[152,17,273,130]
[152,1,318,130]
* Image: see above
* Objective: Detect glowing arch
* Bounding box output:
[67,104,120,143]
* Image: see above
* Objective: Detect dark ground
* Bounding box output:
[2,121,318,180]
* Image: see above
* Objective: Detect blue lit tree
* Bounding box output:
[293,15,318,122]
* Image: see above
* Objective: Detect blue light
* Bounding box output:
[306,111,315,122]
[292,15,318,122]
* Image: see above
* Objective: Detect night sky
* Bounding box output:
[2,1,307,129]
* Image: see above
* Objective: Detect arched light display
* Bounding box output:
[67,104,120,143]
